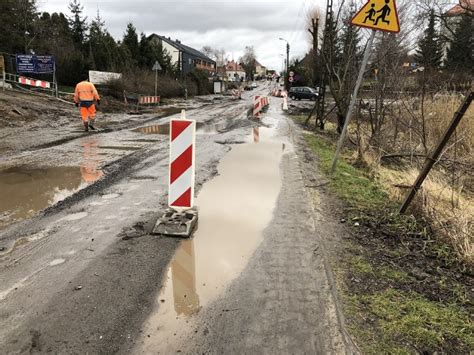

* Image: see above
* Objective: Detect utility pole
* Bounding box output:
[279,38,290,90]
[286,42,290,89]
[316,0,334,130]
[308,17,319,86]
[305,17,320,127]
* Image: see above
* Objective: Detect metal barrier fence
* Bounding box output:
[4,72,58,96]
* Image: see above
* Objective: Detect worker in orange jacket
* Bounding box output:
[74,76,100,132]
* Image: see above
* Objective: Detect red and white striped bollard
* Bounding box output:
[169,110,196,209]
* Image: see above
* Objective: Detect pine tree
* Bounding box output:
[0,0,38,53]
[414,10,443,69]
[36,12,82,85]
[330,6,361,133]
[0,1,23,53]
[138,33,156,68]
[87,10,105,70]
[157,42,174,74]
[340,14,361,78]
[88,10,120,71]
[122,23,139,65]
[68,0,88,49]
[446,14,474,74]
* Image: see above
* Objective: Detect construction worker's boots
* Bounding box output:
[89,120,96,131]
[83,121,89,132]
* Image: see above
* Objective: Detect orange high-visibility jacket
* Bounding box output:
[74,81,100,103]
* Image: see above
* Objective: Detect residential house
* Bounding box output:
[224,60,246,81]
[255,60,267,77]
[148,34,216,75]
[441,0,474,59]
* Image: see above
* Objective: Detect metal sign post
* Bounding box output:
[330,0,400,174]
[152,60,162,98]
[53,62,58,98]
[0,55,5,91]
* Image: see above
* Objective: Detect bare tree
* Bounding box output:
[240,46,257,81]
[322,1,362,133]
[201,46,215,60]
[306,7,323,86]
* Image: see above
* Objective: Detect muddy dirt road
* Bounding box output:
[0,83,352,354]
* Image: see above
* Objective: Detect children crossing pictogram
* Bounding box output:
[351,0,400,33]
[375,0,392,26]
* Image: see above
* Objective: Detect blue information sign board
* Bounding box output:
[16,55,35,73]
[35,55,55,73]
[16,55,55,74]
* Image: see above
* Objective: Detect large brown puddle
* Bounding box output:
[0,166,85,230]
[136,125,286,353]
[0,137,104,231]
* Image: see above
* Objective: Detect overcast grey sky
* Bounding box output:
[37,0,326,71]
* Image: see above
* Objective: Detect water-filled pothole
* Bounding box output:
[0,161,103,231]
[0,166,88,230]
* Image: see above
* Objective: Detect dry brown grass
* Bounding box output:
[378,167,473,264]
[424,94,474,156]
[346,92,474,265]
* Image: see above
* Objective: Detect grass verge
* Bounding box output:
[297,121,473,354]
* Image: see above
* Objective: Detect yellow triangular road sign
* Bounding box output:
[351,0,400,33]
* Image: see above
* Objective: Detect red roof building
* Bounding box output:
[445,0,474,17]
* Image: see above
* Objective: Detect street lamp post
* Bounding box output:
[279,38,290,90]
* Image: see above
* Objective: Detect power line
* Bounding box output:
[286,0,309,44]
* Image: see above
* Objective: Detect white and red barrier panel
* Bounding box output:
[282,91,288,111]
[253,95,262,117]
[18,76,51,89]
[253,96,270,118]
[271,88,282,97]
[169,114,196,209]
[139,96,160,104]
[231,89,241,99]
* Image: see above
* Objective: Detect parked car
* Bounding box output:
[251,82,258,88]
[288,87,318,101]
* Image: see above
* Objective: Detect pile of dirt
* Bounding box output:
[0,90,75,128]
[0,89,141,128]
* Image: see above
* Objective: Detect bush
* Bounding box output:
[104,68,185,99]
[186,69,213,95]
